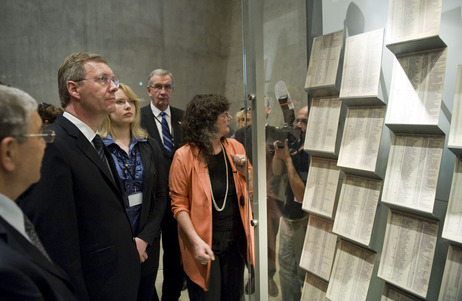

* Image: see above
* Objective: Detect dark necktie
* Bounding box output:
[160,112,174,158]
[24,214,51,261]
[93,134,107,164]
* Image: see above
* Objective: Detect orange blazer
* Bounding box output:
[169,138,255,291]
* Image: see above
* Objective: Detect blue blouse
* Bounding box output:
[103,134,146,234]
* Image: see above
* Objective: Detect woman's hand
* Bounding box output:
[193,238,215,265]
[231,154,247,176]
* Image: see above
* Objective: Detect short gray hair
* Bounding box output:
[0,85,38,144]
[147,69,175,87]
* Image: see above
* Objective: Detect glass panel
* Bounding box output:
[241,0,308,300]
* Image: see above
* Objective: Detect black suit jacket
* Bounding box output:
[0,216,78,301]
[18,115,140,301]
[140,105,184,163]
[132,138,168,276]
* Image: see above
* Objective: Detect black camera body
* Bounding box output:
[266,125,298,154]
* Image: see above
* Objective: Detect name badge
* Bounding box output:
[128,192,143,207]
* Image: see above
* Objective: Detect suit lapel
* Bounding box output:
[56,117,122,195]
[0,217,72,284]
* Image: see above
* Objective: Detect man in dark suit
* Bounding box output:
[140,69,185,301]
[18,52,140,301]
[0,85,77,300]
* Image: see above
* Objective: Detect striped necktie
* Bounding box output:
[160,112,174,158]
[24,214,51,261]
[93,134,107,164]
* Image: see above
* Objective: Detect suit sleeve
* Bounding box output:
[18,142,89,300]
[137,139,168,244]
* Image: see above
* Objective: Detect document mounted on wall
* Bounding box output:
[337,106,386,178]
[448,65,462,155]
[304,96,344,158]
[300,215,337,281]
[340,28,385,106]
[382,134,444,215]
[386,0,446,54]
[438,245,462,301]
[378,210,439,298]
[326,240,376,301]
[302,157,341,219]
[333,174,382,247]
[442,156,462,244]
[385,48,447,134]
[382,284,422,301]
[305,30,344,97]
[301,273,330,301]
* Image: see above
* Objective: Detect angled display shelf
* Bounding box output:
[333,174,382,248]
[381,134,444,217]
[448,65,462,155]
[302,157,342,220]
[378,210,439,299]
[442,156,462,244]
[385,48,448,134]
[304,96,345,158]
[386,0,446,55]
[301,273,330,301]
[300,215,337,281]
[326,240,376,301]
[339,28,385,106]
[337,106,387,179]
[304,30,344,97]
[438,245,462,301]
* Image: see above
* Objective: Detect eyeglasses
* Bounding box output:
[74,76,119,87]
[219,112,231,119]
[115,99,136,106]
[295,118,307,125]
[23,129,56,143]
[149,84,173,91]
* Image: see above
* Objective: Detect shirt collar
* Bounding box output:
[0,193,29,240]
[63,111,98,142]
[150,102,171,117]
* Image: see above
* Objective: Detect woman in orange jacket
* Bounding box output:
[169,94,254,300]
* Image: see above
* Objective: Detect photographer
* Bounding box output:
[272,105,309,301]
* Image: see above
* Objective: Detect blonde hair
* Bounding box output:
[99,83,148,139]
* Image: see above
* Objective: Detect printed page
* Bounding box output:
[303,157,340,219]
[442,157,462,243]
[333,174,382,246]
[301,273,330,301]
[300,215,337,281]
[438,245,462,301]
[338,106,385,173]
[305,30,344,89]
[326,240,376,301]
[340,28,384,98]
[305,96,342,155]
[378,210,439,298]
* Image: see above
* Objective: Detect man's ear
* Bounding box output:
[0,137,18,172]
[67,81,81,100]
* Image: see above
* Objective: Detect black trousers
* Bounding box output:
[187,231,246,301]
[157,204,185,301]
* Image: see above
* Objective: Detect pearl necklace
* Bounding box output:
[208,143,229,212]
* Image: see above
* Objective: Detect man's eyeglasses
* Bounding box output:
[295,118,307,125]
[149,84,173,91]
[115,99,136,106]
[23,129,56,143]
[74,76,119,87]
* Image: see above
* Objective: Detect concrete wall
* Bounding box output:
[0,0,244,119]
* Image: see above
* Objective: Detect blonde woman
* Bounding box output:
[100,83,168,301]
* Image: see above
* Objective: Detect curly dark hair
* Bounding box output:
[182,94,230,165]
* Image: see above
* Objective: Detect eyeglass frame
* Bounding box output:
[73,75,119,87]
[23,129,56,143]
[148,83,174,91]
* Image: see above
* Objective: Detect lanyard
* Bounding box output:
[120,145,138,193]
